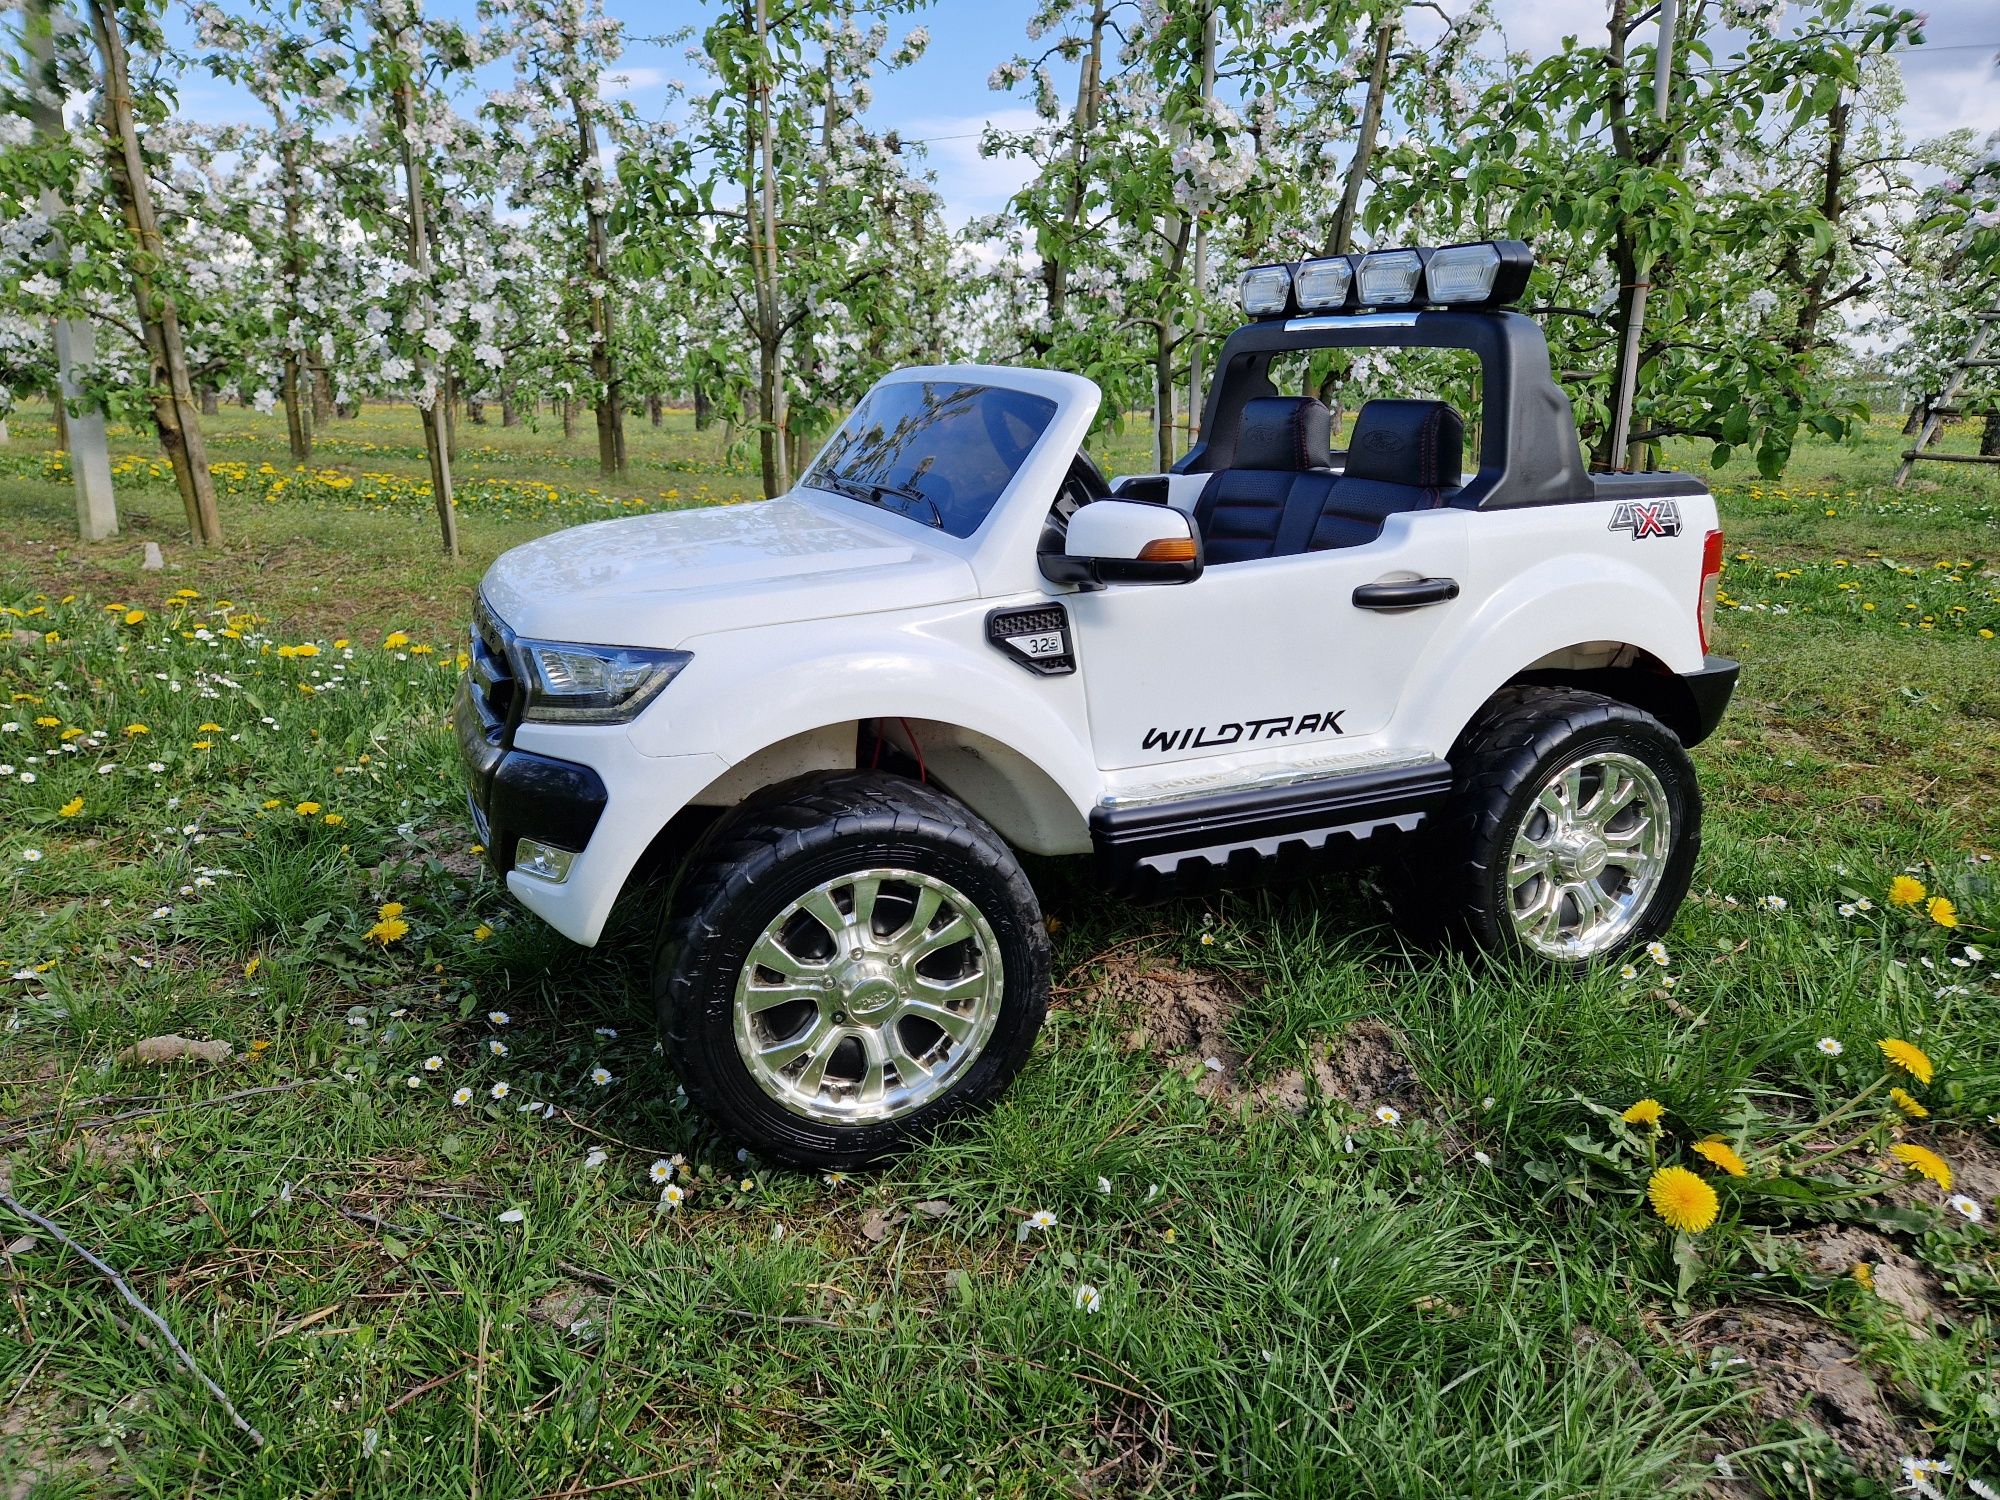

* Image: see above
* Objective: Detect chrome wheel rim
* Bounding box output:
[1507,750,1672,960]
[732,867,1005,1125]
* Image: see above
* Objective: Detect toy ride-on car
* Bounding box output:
[457,239,1738,1166]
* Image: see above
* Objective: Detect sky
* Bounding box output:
[162,0,2000,229]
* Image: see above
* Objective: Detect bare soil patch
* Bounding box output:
[1692,1306,1913,1481]
[1090,952,1425,1115]
[1801,1226,1942,1335]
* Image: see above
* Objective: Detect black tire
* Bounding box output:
[1388,686,1701,969]
[655,772,1050,1168]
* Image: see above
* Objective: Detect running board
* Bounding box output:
[1090,760,1453,896]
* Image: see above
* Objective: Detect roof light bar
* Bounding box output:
[1238,263,1294,318]
[1235,240,1535,319]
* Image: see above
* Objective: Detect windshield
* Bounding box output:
[803,380,1058,539]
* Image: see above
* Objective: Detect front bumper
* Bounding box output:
[455,677,609,877]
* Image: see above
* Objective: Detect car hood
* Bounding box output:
[478,496,977,647]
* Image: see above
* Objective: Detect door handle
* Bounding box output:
[1352,576,1460,611]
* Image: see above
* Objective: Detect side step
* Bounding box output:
[1090,760,1454,896]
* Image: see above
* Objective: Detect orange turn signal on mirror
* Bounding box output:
[1137,537,1197,563]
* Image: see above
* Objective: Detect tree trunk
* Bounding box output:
[88,0,220,545]
[1778,91,1852,373]
[1902,399,1927,436]
[443,373,459,463]
[200,386,218,416]
[746,0,790,497]
[501,386,519,427]
[693,382,712,430]
[393,72,458,557]
[277,126,311,463]
[310,360,335,425]
[1040,2,1107,350]
[52,397,67,449]
[570,87,627,476]
[468,398,485,425]
[1328,21,1395,258]
[648,393,662,426]
[1982,409,2000,458]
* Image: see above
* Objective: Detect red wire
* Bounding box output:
[897,717,927,784]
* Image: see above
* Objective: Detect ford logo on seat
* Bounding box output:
[1360,429,1404,454]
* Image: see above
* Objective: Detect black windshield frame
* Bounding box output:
[804,380,1058,539]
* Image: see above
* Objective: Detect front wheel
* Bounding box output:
[656,773,1050,1168]
[1393,687,1702,968]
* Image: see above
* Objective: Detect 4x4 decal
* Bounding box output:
[1143,711,1345,754]
[1608,499,1682,539]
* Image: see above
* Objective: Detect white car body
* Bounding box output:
[464,357,1723,947]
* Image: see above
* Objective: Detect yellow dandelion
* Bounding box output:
[33,715,58,728]
[382,631,410,650]
[322,813,344,827]
[1647,1166,1719,1233]
[1878,1038,1934,1085]
[1622,1098,1666,1126]
[244,956,260,978]
[262,798,281,810]
[378,901,405,920]
[58,795,84,818]
[197,722,222,733]
[122,609,146,625]
[191,740,212,750]
[293,643,320,658]
[1887,875,1926,906]
[123,723,149,736]
[1889,1143,1951,1192]
[473,923,493,942]
[1852,1261,1873,1289]
[1889,1087,1928,1119]
[294,801,321,816]
[333,638,350,649]
[1926,897,1958,929]
[1692,1138,1748,1178]
[365,916,410,946]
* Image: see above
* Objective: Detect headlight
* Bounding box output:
[513,639,692,724]
[1355,248,1426,306]
[1293,255,1354,311]
[1238,263,1293,317]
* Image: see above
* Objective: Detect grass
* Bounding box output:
[0,396,1996,1497]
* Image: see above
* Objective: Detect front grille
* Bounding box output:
[469,596,519,731]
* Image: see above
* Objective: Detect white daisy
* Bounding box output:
[662,1182,685,1209]
[1816,1037,1843,1056]
[487,1010,510,1026]
[648,1158,672,1185]
[590,1065,613,1086]
[1947,1194,1984,1224]
[1759,895,1787,911]
[1073,1284,1102,1314]
[489,1081,510,1100]
[423,1055,443,1071]
[1373,1105,1401,1126]
[451,1087,473,1106]
[585,1147,608,1169]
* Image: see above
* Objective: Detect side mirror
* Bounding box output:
[1040,500,1204,589]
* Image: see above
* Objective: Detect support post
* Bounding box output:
[25,0,116,540]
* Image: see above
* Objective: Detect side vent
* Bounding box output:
[987,605,1076,676]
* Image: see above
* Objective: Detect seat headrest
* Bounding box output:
[1234,396,1333,471]
[1345,400,1464,489]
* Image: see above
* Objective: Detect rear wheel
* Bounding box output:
[656,773,1049,1168]
[1392,687,1700,968]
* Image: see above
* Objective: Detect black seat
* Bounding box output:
[1306,399,1464,551]
[1190,397,1338,564]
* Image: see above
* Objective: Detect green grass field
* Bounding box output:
[0,398,1996,1498]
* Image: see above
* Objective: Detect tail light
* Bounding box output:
[1697,529,1724,654]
